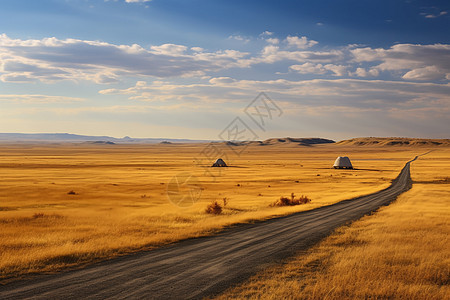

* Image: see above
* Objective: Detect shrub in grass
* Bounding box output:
[270,193,311,207]
[205,201,222,214]
[296,194,311,204]
[33,212,45,219]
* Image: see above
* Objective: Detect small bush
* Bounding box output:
[223,197,228,207]
[205,201,222,214]
[67,190,77,195]
[33,212,45,219]
[270,193,311,207]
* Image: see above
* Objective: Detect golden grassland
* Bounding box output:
[0,142,438,282]
[213,149,450,300]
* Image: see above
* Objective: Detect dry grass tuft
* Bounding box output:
[32,213,64,220]
[32,212,45,219]
[270,193,311,207]
[205,201,223,215]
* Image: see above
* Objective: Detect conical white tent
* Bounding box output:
[333,156,353,169]
[212,158,227,167]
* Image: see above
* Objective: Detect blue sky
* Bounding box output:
[0,0,449,140]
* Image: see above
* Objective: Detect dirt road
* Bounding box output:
[0,157,416,299]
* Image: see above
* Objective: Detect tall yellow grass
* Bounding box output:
[0,143,429,282]
[213,149,450,299]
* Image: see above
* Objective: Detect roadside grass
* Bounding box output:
[212,149,450,299]
[0,143,429,282]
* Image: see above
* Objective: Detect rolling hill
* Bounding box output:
[337,137,450,146]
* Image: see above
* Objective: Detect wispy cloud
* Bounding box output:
[96,76,450,137]
[0,94,85,103]
[422,11,447,18]
[99,77,450,111]
[228,34,250,43]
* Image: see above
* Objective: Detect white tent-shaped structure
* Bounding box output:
[333,156,353,169]
[212,158,227,167]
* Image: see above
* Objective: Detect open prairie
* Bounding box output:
[213,148,450,299]
[0,142,444,282]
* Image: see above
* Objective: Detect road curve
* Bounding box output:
[0,157,417,300]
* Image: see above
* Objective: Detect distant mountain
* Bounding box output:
[0,133,337,146]
[258,137,335,146]
[0,133,209,144]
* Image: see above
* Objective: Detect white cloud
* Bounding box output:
[323,64,347,76]
[191,47,204,52]
[255,46,344,65]
[352,67,379,77]
[1,34,449,84]
[351,43,450,81]
[402,66,445,81]
[0,34,250,82]
[290,63,327,74]
[208,77,236,85]
[290,63,347,76]
[150,44,187,56]
[266,38,279,45]
[260,31,273,36]
[286,36,318,49]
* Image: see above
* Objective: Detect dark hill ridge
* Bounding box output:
[223,137,335,146]
[260,137,335,145]
[85,141,116,145]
